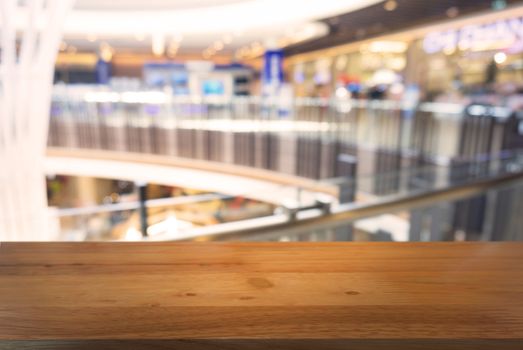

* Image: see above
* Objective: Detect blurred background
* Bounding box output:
[3,0,523,242]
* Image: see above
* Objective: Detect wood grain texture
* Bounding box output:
[1,242,523,349]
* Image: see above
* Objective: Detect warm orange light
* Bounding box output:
[384,0,397,11]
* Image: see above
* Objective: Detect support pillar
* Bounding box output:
[0,0,74,240]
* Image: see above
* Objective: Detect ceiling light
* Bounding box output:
[152,33,165,56]
[214,41,224,50]
[223,35,232,44]
[100,42,114,61]
[494,52,507,64]
[367,41,407,53]
[87,34,97,42]
[100,50,113,61]
[384,0,397,11]
[446,7,459,18]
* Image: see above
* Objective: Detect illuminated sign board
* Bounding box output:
[423,17,523,54]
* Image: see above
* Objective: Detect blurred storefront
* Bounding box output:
[286,5,523,102]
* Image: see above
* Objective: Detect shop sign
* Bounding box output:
[423,17,523,53]
[263,50,284,86]
[95,58,111,85]
[262,50,284,98]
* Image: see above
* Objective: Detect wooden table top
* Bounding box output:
[1,242,523,349]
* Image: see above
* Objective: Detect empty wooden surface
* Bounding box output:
[1,242,523,349]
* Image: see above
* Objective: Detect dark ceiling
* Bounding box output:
[284,0,523,56]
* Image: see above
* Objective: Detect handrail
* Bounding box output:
[46,147,523,242]
[167,169,523,242]
[51,193,231,217]
[47,147,340,197]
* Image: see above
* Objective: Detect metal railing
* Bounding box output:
[49,87,512,183]
[48,149,523,242]
[45,87,523,242]
[140,150,523,242]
